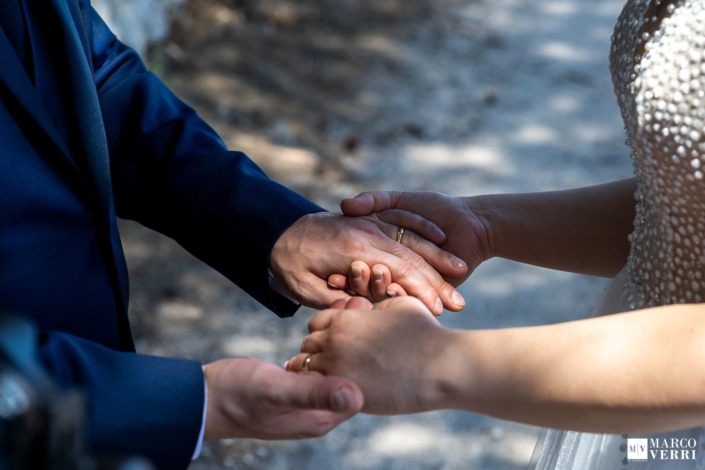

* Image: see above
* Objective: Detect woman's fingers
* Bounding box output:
[300,331,327,353]
[370,264,392,301]
[330,263,402,303]
[384,283,407,298]
[309,297,373,334]
[286,352,317,373]
[345,297,374,310]
[308,309,335,333]
[330,298,349,309]
[349,261,372,298]
[333,261,409,302]
[327,273,348,290]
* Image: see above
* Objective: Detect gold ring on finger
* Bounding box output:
[396,227,405,243]
[301,353,313,372]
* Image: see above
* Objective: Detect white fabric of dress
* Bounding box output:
[529,0,705,468]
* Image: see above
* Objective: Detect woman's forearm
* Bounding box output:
[440,303,705,433]
[468,177,637,277]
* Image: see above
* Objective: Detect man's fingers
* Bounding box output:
[376,222,466,279]
[372,251,444,315]
[340,191,405,216]
[375,209,446,245]
[372,235,465,313]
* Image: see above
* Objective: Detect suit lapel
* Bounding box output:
[46,0,112,215]
[0,26,91,197]
[44,0,133,349]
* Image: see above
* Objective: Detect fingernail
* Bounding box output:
[333,387,360,412]
[451,290,465,307]
[372,268,384,281]
[328,281,340,289]
[452,256,467,270]
[387,290,397,297]
[351,266,363,279]
[283,360,290,369]
[435,298,443,315]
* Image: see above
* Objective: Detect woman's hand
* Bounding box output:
[328,261,440,311]
[339,191,496,286]
[339,180,639,280]
[285,296,461,414]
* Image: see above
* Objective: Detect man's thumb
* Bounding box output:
[287,374,364,413]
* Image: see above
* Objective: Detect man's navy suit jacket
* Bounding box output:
[0,0,321,467]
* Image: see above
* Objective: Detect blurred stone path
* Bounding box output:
[112,0,635,468]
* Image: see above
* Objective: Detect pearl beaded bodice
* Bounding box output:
[612,0,705,308]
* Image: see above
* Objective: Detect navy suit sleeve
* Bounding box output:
[38,330,204,469]
[89,9,323,317]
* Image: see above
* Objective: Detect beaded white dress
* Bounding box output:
[528,0,705,468]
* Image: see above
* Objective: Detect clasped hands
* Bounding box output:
[204,191,491,441]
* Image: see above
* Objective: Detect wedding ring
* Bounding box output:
[396,227,405,243]
[301,353,313,372]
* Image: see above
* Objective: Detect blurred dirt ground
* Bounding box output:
[117,0,636,468]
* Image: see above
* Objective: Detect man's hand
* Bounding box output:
[285,297,457,415]
[203,358,363,440]
[270,212,468,314]
[340,192,496,286]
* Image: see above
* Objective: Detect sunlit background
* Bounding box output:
[93,0,634,468]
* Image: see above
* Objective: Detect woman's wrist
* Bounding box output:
[460,195,504,262]
[425,328,486,411]
[427,327,525,416]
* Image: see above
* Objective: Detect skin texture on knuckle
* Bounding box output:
[391,240,425,266]
[393,260,418,283]
[341,239,368,258]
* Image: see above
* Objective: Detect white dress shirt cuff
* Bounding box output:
[192,366,207,460]
[268,268,299,305]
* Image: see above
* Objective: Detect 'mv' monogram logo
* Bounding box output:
[627,439,648,461]
[628,438,698,461]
